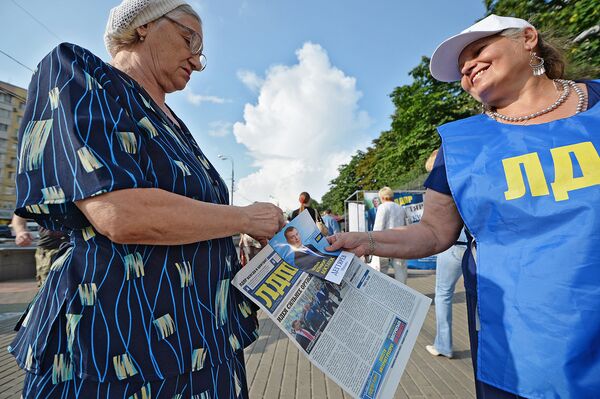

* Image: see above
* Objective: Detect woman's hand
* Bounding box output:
[240,202,286,240]
[326,232,370,257]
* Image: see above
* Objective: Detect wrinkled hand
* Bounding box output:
[326,232,370,257]
[15,231,33,247]
[241,202,286,240]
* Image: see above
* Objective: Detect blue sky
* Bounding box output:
[0,0,485,210]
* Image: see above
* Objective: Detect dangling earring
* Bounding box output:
[139,36,145,42]
[529,51,545,76]
[481,102,492,115]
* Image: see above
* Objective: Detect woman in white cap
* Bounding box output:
[328,14,599,398]
[9,0,285,397]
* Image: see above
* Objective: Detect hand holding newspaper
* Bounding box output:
[233,212,431,399]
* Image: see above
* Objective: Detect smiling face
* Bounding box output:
[139,13,203,93]
[458,28,537,106]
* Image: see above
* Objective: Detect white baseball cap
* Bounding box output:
[429,14,534,82]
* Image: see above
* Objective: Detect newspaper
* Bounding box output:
[233,221,432,399]
[268,210,353,284]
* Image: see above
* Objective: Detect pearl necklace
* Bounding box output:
[486,79,586,122]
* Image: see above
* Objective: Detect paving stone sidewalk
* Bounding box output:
[0,272,475,398]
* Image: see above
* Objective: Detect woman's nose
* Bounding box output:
[189,55,202,72]
[460,59,475,76]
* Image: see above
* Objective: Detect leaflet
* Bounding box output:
[268,209,353,284]
[233,227,431,398]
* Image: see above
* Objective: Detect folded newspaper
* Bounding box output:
[232,216,432,399]
[268,209,353,284]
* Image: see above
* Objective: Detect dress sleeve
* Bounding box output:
[14,43,153,229]
[423,146,452,195]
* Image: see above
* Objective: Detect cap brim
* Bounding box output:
[429,30,503,82]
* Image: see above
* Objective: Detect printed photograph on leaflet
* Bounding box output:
[270,209,353,284]
[281,276,349,354]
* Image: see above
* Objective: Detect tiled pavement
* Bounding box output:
[0,272,475,398]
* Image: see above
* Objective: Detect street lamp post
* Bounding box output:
[218,154,234,205]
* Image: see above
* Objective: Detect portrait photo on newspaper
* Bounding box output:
[269,209,353,284]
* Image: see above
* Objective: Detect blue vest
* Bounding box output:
[439,89,600,398]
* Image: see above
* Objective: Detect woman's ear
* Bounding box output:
[136,24,149,40]
[522,27,539,52]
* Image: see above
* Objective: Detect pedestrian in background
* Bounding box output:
[11,214,68,287]
[371,186,408,283]
[290,191,329,235]
[426,229,467,359]
[290,191,319,221]
[239,233,262,266]
[423,150,468,359]
[321,209,341,235]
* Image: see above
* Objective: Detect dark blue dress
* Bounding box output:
[9,43,257,398]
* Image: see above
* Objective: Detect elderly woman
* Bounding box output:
[9,0,284,397]
[329,15,599,398]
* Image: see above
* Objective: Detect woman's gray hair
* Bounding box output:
[106,4,202,57]
[378,187,394,201]
[500,27,566,79]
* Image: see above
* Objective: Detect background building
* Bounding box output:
[0,81,26,224]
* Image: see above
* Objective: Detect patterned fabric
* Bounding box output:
[34,246,61,287]
[22,350,249,398]
[9,43,258,391]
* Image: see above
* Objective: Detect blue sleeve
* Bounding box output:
[423,146,452,195]
[583,80,600,108]
[332,220,341,234]
[15,43,153,229]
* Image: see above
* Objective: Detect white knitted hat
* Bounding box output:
[104,0,189,55]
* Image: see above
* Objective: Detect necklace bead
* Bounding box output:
[486,79,586,122]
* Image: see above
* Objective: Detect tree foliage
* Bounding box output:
[321,0,599,215]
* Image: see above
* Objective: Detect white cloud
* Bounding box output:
[233,42,371,210]
[237,69,264,92]
[185,89,229,105]
[208,121,232,137]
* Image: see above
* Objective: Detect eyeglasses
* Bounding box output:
[163,15,207,71]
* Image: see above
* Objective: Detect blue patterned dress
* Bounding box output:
[9,43,258,398]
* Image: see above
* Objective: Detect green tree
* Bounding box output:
[321,151,366,215]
